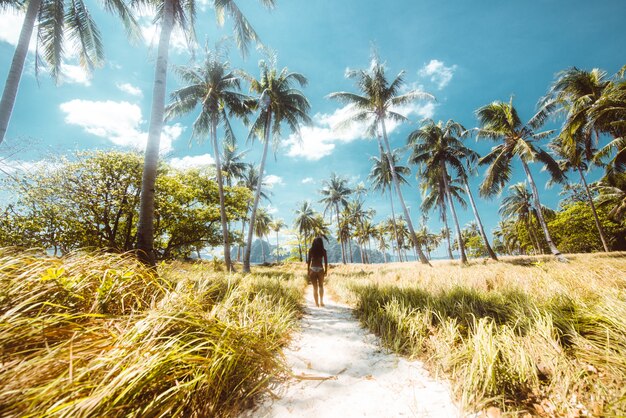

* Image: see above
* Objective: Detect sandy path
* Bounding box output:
[241,285,460,417]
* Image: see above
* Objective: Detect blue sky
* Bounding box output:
[1,0,626,257]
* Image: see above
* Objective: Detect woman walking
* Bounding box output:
[307,237,328,307]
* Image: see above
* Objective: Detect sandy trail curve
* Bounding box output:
[241,285,460,417]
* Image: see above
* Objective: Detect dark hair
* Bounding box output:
[309,236,325,258]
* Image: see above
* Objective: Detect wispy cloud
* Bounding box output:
[117,82,143,97]
[419,59,457,90]
[60,99,182,153]
[60,63,91,86]
[284,101,435,161]
[169,154,214,170]
[264,174,284,188]
[301,177,314,184]
[0,11,35,51]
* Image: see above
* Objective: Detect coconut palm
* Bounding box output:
[254,207,272,263]
[221,143,249,187]
[328,54,433,264]
[310,213,331,242]
[0,0,138,146]
[409,119,494,263]
[368,148,409,263]
[595,172,626,223]
[237,164,270,261]
[269,218,286,262]
[590,70,626,173]
[476,98,567,262]
[241,57,311,272]
[319,173,352,263]
[135,0,276,266]
[549,136,609,251]
[420,167,466,261]
[164,48,250,271]
[293,201,316,253]
[499,182,544,254]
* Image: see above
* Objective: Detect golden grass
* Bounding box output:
[0,249,306,417]
[327,253,626,416]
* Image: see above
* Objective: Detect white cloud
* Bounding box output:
[60,99,181,153]
[169,154,214,170]
[0,158,58,175]
[264,174,284,188]
[265,204,278,214]
[117,82,143,97]
[419,59,457,90]
[0,11,35,51]
[140,19,191,54]
[301,177,314,184]
[284,101,435,161]
[60,63,91,86]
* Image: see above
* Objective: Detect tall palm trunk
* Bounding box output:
[441,161,467,264]
[380,119,430,265]
[388,189,403,262]
[275,230,280,262]
[210,122,234,271]
[136,0,174,266]
[577,165,610,252]
[0,0,42,145]
[441,206,454,260]
[463,180,498,260]
[521,160,567,262]
[525,217,541,254]
[243,110,272,272]
[335,202,347,263]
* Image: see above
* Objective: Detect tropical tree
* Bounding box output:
[253,207,272,263]
[0,0,138,145]
[476,98,567,262]
[420,166,466,260]
[269,218,286,262]
[319,172,352,263]
[409,119,496,263]
[237,164,270,261]
[293,201,316,255]
[499,182,544,254]
[549,137,610,251]
[595,172,626,223]
[135,0,276,266]
[328,54,433,264]
[241,57,311,272]
[164,47,250,271]
[221,143,249,187]
[368,148,409,263]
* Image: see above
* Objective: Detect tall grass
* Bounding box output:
[0,248,305,417]
[328,253,626,416]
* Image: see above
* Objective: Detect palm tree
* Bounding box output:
[420,166,467,261]
[409,119,487,263]
[293,201,316,255]
[499,183,543,254]
[135,0,275,266]
[595,172,626,223]
[241,58,311,272]
[369,148,410,263]
[164,48,250,271]
[549,137,610,251]
[328,54,433,265]
[254,207,272,263]
[476,98,567,262]
[269,218,286,262]
[0,0,138,146]
[319,173,352,264]
[237,164,270,261]
[589,70,626,173]
[221,143,249,187]
[310,213,331,242]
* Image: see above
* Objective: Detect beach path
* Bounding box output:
[241,284,460,417]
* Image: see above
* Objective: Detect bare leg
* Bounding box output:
[311,277,319,307]
[319,277,324,307]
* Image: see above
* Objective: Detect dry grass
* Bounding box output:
[327,253,626,417]
[0,249,306,417]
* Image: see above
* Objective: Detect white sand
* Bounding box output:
[241,285,461,418]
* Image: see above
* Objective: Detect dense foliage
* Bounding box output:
[0,151,251,259]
